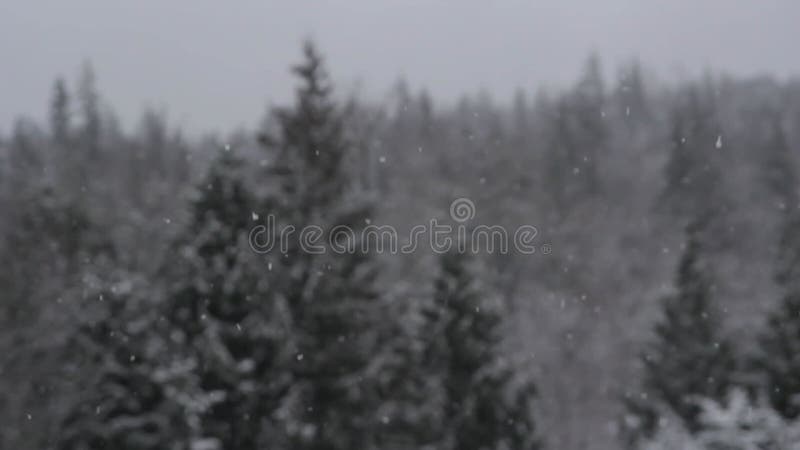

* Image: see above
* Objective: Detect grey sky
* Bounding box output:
[2,1,798,135]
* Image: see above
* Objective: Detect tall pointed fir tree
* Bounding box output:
[4,183,105,450]
[363,285,444,450]
[571,53,606,193]
[756,116,800,419]
[542,56,608,221]
[626,217,736,439]
[59,146,287,450]
[7,119,44,186]
[58,281,187,450]
[759,114,796,214]
[758,213,800,419]
[421,249,539,450]
[256,41,384,450]
[660,86,726,222]
[162,147,289,449]
[50,77,71,146]
[77,62,101,157]
[616,60,650,126]
[544,97,580,219]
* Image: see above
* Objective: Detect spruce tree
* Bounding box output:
[3,184,101,449]
[617,60,651,125]
[58,284,186,450]
[369,292,444,450]
[424,250,539,450]
[544,97,577,216]
[77,62,101,157]
[661,87,726,221]
[634,217,736,434]
[59,146,286,450]
[50,77,71,145]
[257,41,383,450]
[759,114,796,212]
[542,57,608,220]
[7,119,44,182]
[572,53,606,192]
[756,117,800,419]
[758,272,800,420]
[163,147,288,449]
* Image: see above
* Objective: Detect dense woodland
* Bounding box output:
[4,42,800,449]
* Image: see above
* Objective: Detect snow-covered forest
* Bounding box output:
[4,34,800,450]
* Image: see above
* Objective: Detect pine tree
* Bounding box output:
[760,114,797,213]
[512,88,530,139]
[257,41,384,450]
[368,291,445,450]
[572,53,606,192]
[58,283,187,450]
[661,86,726,221]
[7,118,44,182]
[616,60,651,126]
[633,217,736,435]
[756,116,800,420]
[77,62,101,157]
[542,57,608,219]
[50,77,71,145]
[544,97,580,218]
[2,183,101,449]
[163,147,288,449]
[58,147,285,450]
[139,109,168,176]
[424,250,539,450]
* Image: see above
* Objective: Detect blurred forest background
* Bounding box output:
[4,41,800,450]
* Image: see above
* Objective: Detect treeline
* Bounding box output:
[0,44,537,450]
[3,42,800,449]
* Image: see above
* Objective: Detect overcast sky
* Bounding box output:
[2,1,799,135]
